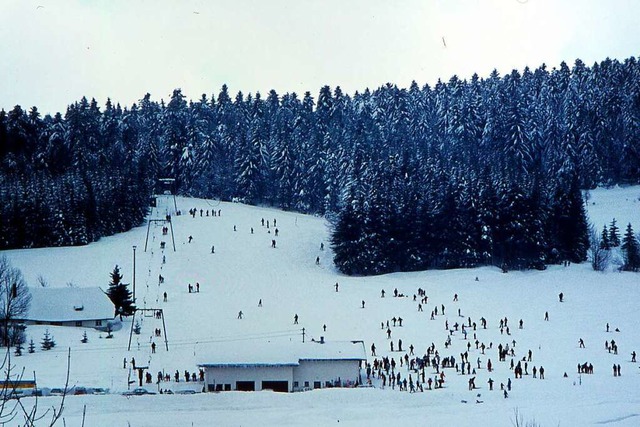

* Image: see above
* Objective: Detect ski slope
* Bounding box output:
[4,185,640,427]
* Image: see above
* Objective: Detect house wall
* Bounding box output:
[293,360,361,391]
[24,319,109,328]
[204,366,294,392]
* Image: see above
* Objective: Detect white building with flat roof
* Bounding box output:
[197,339,366,392]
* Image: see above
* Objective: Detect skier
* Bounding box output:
[271,239,276,248]
[559,292,563,302]
[316,256,320,265]
[163,292,167,302]
[258,299,262,307]
[294,314,299,324]
[151,342,156,353]
[335,282,339,292]
[381,289,385,298]
[237,310,243,319]
[188,235,193,243]
[211,245,215,254]
[544,311,549,321]
[361,300,365,309]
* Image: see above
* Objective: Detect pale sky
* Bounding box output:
[1,0,638,115]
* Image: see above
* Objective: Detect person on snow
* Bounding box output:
[294,314,299,324]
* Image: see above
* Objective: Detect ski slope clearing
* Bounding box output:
[4,186,640,427]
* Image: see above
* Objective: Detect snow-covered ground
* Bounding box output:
[4,186,640,427]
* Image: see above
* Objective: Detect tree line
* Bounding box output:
[1,56,639,273]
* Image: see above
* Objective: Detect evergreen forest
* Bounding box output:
[1,57,639,274]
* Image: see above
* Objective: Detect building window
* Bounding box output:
[224,384,231,391]
[325,381,332,388]
[314,381,321,389]
[293,381,299,388]
[75,321,82,327]
[304,381,309,388]
[215,384,223,392]
[95,320,102,326]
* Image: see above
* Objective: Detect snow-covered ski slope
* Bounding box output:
[4,185,640,427]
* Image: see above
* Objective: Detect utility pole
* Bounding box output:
[132,245,137,303]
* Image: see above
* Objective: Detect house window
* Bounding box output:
[95,320,102,326]
[325,381,332,388]
[304,381,309,388]
[75,321,82,327]
[314,381,321,389]
[224,384,231,391]
[215,384,223,392]
[293,381,299,388]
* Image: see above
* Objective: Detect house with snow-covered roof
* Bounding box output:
[18,287,115,329]
[197,338,366,392]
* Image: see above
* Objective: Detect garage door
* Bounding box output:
[261,381,289,392]
[236,381,255,391]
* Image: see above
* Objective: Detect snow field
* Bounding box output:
[4,186,640,426]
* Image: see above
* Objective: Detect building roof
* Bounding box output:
[197,339,367,368]
[21,287,115,323]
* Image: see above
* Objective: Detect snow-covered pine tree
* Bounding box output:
[600,224,611,250]
[106,265,135,316]
[609,219,621,247]
[28,338,35,353]
[621,223,640,272]
[41,329,55,350]
[81,331,88,343]
[14,341,23,356]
